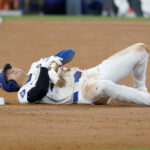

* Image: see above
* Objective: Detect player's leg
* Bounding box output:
[91,43,149,91]
[81,79,150,105]
[98,80,150,105]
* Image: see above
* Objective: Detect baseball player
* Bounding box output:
[0,43,150,105]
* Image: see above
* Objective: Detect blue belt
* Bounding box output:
[73,71,82,103]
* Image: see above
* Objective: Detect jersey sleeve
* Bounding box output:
[28,49,75,75]
[27,67,49,103]
[18,67,50,104]
[18,85,31,104]
[54,49,75,65]
[27,58,49,75]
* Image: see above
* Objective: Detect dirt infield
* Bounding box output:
[0,20,150,150]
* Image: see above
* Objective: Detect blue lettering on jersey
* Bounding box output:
[20,89,26,98]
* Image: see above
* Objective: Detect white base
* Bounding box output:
[0,97,5,105]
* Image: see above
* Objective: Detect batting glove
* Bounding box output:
[48,68,59,84]
[41,56,62,69]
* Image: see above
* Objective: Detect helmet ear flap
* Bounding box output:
[7,80,19,92]
[0,63,20,92]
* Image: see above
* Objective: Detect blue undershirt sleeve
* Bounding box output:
[54,49,75,65]
[27,67,49,103]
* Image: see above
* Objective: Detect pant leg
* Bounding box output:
[100,80,150,105]
[132,52,148,92]
[81,78,150,105]
[127,0,133,8]
[81,43,149,104]
[96,43,149,91]
[132,0,143,16]
[103,0,114,16]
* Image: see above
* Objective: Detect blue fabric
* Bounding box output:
[44,0,64,4]
[73,71,82,103]
[26,74,32,84]
[0,70,19,92]
[82,0,88,14]
[73,91,78,103]
[0,70,7,90]
[74,71,82,82]
[55,49,75,65]
[50,83,54,91]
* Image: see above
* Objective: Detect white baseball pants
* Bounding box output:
[81,43,150,105]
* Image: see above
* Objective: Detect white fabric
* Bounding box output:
[114,0,129,16]
[48,68,59,84]
[77,43,150,105]
[42,67,80,104]
[141,0,150,14]
[18,68,41,104]
[18,43,150,105]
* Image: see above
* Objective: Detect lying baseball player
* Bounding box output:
[0,43,150,105]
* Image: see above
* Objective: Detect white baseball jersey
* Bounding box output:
[18,56,88,104]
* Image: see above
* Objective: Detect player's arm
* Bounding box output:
[28,49,75,75]
[54,49,75,65]
[49,49,75,83]
[18,49,75,103]
[18,67,49,103]
[27,67,49,103]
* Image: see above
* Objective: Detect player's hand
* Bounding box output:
[41,56,62,69]
[48,68,59,84]
[48,56,62,68]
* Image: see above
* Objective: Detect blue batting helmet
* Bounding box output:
[0,64,19,92]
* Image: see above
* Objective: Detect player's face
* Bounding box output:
[5,68,26,84]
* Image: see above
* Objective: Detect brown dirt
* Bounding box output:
[0,20,150,150]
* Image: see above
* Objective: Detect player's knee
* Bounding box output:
[100,80,114,92]
[135,43,150,55]
[99,80,117,99]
